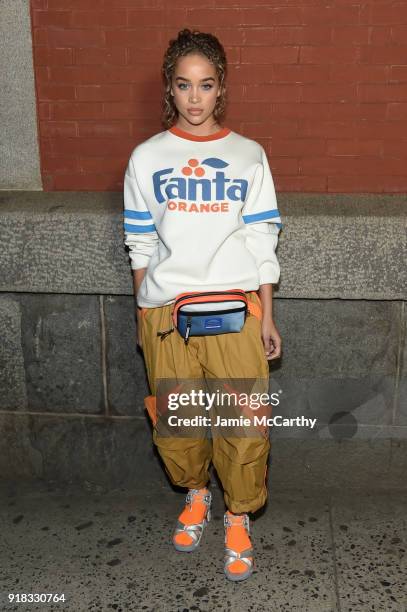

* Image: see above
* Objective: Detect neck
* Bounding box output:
[174,118,222,137]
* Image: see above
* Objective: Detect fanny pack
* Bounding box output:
[157,289,248,345]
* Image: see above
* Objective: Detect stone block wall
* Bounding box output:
[0,192,406,490]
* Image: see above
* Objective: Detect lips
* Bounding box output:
[188,109,203,113]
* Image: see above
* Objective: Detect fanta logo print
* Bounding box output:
[152,158,248,204]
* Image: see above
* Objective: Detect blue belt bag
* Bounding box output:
[157,289,249,345]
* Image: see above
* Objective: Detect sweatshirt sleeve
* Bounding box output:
[241,146,282,285]
[123,155,159,270]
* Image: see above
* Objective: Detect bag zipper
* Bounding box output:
[179,306,247,317]
[174,289,247,307]
[173,291,248,320]
[184,316,192,345]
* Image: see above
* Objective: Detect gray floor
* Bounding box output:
[0,480,406,612]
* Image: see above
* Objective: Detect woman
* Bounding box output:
[123,28,282,582]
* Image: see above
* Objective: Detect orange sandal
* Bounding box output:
[173,488,212,552]
[223,511,254,581]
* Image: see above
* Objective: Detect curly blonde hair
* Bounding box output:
[161,28,228,129]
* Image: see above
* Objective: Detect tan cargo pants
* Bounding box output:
[139,290,271,514]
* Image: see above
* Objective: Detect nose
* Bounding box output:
[189,87,201,103]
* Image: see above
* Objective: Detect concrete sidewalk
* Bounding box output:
[1,480,406,612]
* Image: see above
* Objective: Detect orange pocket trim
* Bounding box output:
[144,395,157,426]
[248,300,262,321]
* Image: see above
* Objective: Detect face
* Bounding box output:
[170,53,222,130]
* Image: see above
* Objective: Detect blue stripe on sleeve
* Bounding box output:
[242,209,281,224]
[124,209,152,220]
[124,222,157,233]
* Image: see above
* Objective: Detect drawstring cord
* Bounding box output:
[156,313,191,345]
[157,327,175,341]
[157,308,175,341]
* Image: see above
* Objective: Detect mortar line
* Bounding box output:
[328,496,342,612]
[0,410,145,420]
[392,301,405,425]
[99,294,109,417]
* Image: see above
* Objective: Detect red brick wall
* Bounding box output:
[30,1,407,192]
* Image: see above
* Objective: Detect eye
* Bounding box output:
[177,83,189,90]
[202,84,213,90]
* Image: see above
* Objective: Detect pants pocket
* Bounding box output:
[248,292,263,321]
[139,307,149,320]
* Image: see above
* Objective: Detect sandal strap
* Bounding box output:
[224,512,253,571]
[173,490,212,550]
[174,519,205,543]
[223,512,250,534]
[186,490,212,507]
[224,547,253,568]
[225,547,253,560]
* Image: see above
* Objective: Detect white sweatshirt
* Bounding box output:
[123,124,282,308]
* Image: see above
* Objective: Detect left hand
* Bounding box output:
[261,316,282,360]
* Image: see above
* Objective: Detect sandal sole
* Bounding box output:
[224,565,254,581]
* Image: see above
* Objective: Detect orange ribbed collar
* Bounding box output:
[168,125,231,141]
